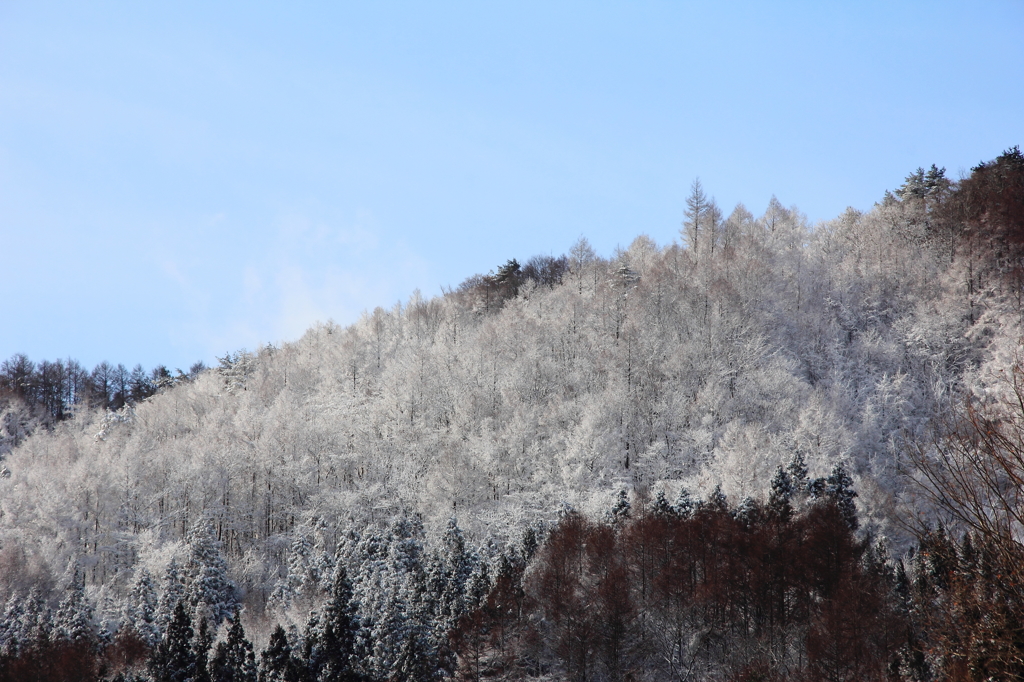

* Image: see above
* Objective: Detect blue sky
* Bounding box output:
[2,2,1022,372]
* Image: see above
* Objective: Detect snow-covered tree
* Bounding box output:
[54,565,94,645]
[185,521,238,626]
[122,568,160,646]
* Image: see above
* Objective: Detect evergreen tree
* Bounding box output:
[211,612,257,682]
[259,625,300,682]
[391,629,433,682]
[0,592,24,657]
[436,517,472,633]
[786,452,809,496]
[186,520,238,626]
[19,587,51,650]
[707,484,728,513]
[673,487,695,518]
[767,465,794,521]
[157,558,187,636]
[123,567,161,646]
[824,463,858,529]
[195,616,214,682]
[312,566,360,682]
[608,489,630,522]
[54,565,95,645]
[651,490,674,516]
[520,526,539,562]
[732,496,760,526]
[150,601,196,682]
[286,533,313,604]
[465,562,491,611]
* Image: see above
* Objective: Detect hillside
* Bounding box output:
[2,148,1024,680]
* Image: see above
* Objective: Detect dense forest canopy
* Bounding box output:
[2,147,1024,681]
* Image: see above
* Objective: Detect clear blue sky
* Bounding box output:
[2,1,1021,372]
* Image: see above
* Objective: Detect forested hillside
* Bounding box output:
[2,147,1023,681]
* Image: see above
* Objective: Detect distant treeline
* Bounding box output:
[0,355,207,420]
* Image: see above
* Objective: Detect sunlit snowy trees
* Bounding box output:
[2,147,1024,680]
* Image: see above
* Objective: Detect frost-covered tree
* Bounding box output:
[673,487,695,518]
[185,521,238,626]
[707,484,728,513]
[307,565,359,682]
[122,568,160,646]
[651,490,673,516]
[0,592,23,656]
[157,559,187,636]
[195,616,214,682]
[608,489,631,522]
[54,565,94,645]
